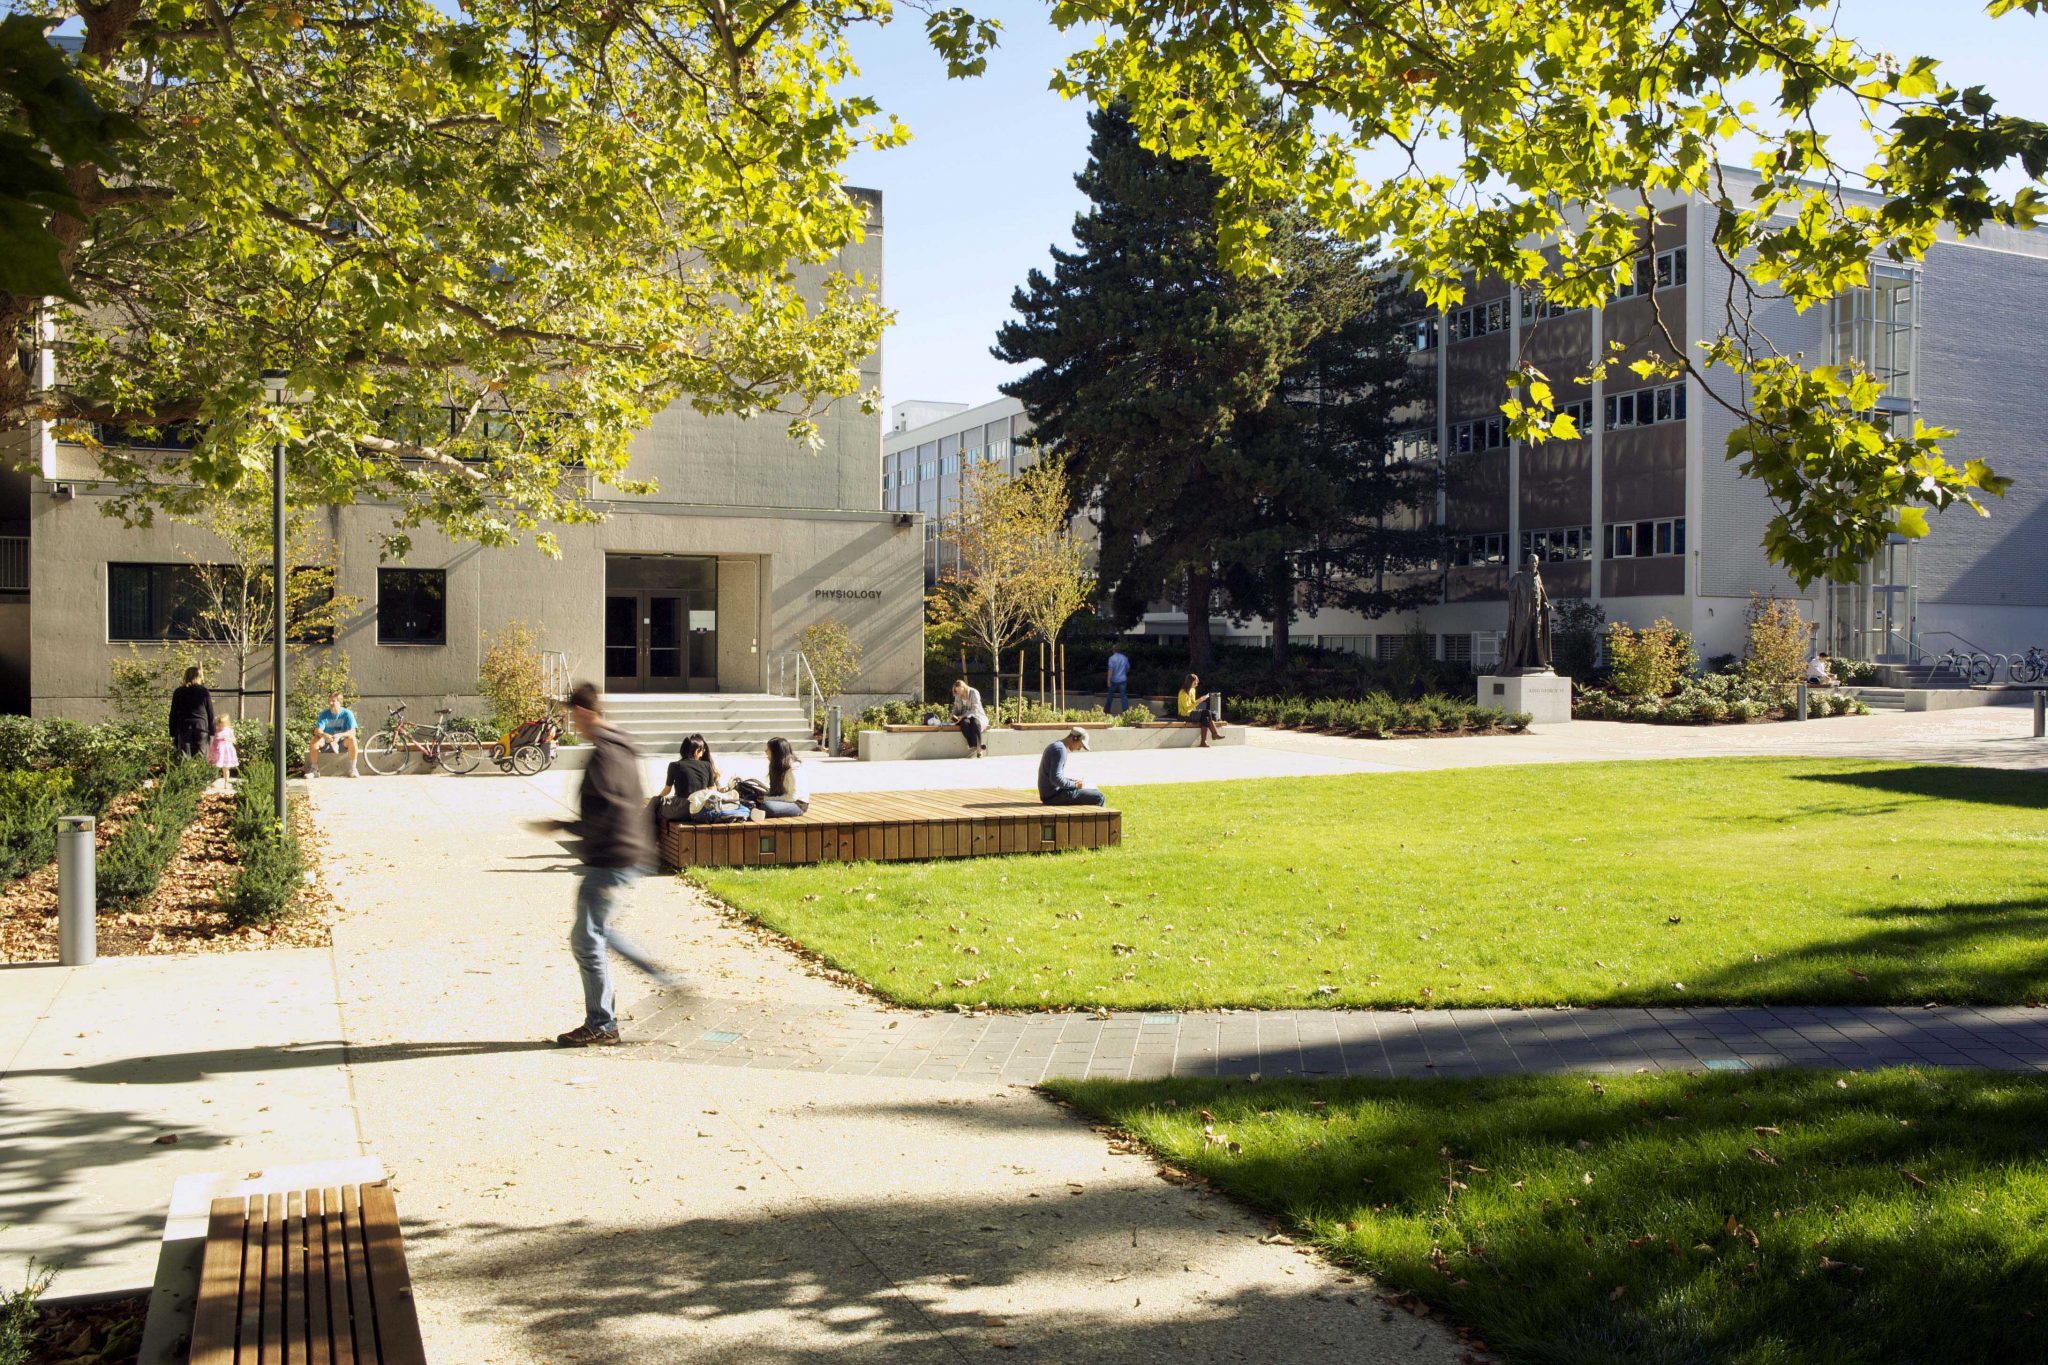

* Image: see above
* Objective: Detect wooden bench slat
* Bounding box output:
[358,1183,428,1365]
[341,1186,378,1365]
[322,1187,357,1365]
[303,1188,332,1365]
[235,1196,264,1363]
[190,1198,248,1365]
[285,1191,307,1365]
[261,1193,286,1365]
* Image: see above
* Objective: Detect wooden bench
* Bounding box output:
[663,786,1120,869]
[190,1181,426,1364]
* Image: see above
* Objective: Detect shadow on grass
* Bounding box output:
[1057,1068,2048,1365]
[1792,763,2048,808]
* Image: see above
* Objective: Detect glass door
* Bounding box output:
[646,594,685,687]
[604,595,639,691]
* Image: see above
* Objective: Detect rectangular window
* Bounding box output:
[1656,519,1673,555]
[1672,517,1686,555]
[108,563,206,641]
[1655,388,1672,423]
[1486,417,1504,449]
[1611,523,1633,557]
[378,568,446,646]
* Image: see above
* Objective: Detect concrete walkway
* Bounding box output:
[2,707,2039,1359]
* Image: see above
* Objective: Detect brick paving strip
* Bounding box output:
[624,991,2048,1083]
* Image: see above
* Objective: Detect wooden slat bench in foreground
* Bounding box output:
[663,786,1121,869]
[190,1181,426,1365]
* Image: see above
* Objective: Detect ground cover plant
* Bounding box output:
[1055,1068,2048,1365]
[692,758,2048,1010]
[219,756,306,928]
[97,756,213,909]
[1232,693,1528,737]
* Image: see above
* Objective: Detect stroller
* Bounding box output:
[491,711,562,775]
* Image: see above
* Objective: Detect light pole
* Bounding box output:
[259,371,291,823]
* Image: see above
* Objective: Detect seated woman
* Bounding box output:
[655,734,749,826]
[742,736,811,819]
[1176,673,1225,747]
[950,678,988,757]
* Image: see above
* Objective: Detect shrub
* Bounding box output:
[1604,618,1692,699]
[1,1263,52,1365]
[0,770,72,882]
[97,757,213,909]
[1115,702,1154,725]
[1742,593,1810,697]
[799,618,864,707]
[1731,698,1768,722]
[106,643,207,729]
[1550,597,1605,680]
[1661,700,1698,724]
[478,620,553,737]
[1834,657,1878,685]
[1695,697,1730,723]
[220,756,306,927]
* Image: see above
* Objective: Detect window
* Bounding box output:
[1829,266,1916,404]
[108,563,206,641]
[378,568,446,645]
[1655,247,1687,288]
[92,422,199,451]
[1448,297,1511,341]
[1614,247,1686,300]
[1447,532,1508,567]
[1442,633,1473,666]
[1604,381,1685,430]
[1410,317,1439,351]
[1395,429,1439,463]
[1374,634,1402,663]
[1450,417,1509,453]
[1520,525,1593,563]
[1601,517,1686,559]
[1559,398,1594,433]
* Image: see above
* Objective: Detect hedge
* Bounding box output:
[219,756,305,928]
[97,756,214,910]
[1232,692,1530,738]
[0,770,73,883]
[1574,673,1871,724]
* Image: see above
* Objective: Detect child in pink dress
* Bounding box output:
[206,715,239,786]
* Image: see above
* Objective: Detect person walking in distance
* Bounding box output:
[531,681,677,1047]
[168,665,215,760]
[1104,643,1130,715]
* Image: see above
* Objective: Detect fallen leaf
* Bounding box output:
[1748,1147,1778,1166]
[1753,1126,1782,1137]
[1608,1285,1626,1301]
[1899,1169,1929,1190]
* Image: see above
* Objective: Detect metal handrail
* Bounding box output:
[1916,628,1995,659]
[772,651,819,729]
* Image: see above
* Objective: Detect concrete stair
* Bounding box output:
[603,693,813,756]
[1850,686,1906,711]
[1874,661,1970,688]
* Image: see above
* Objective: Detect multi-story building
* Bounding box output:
[2,190,924,719]
[881,396,1038,581]
[898,172,2048,670]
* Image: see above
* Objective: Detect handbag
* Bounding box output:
[686,787,739,817]
[734,777,769,804]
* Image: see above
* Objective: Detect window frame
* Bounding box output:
[376,567,449,647]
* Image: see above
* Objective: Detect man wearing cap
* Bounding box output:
[1038,726,1106,807]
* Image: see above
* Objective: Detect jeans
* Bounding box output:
[1107,681,1128,713]
[691,804,751,823]
[570,865,671,1032]
[958,717,983,751]
[1043,786,1106,807]
[756,797,808,818]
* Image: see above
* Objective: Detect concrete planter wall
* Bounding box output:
[856,723,1246,761]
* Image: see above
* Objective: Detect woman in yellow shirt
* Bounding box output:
[1177,673,1224,747]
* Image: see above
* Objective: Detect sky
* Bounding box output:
[841,0,2048,418]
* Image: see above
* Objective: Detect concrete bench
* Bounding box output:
[857,722,1245,761]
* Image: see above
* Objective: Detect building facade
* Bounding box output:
[895,175,2048,670]
[6,190,924,719]
[881,395,1038,582]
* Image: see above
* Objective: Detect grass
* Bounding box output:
[1054,1068,2048,1365]
[689,758,2048,1010]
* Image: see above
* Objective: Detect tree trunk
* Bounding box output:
[1270,558,1293,668]
[1186,565,1214,670]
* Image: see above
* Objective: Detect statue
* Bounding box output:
[1503,553,1554,673]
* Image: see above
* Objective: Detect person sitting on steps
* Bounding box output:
[1176,673,1224,747]
[305,692,359,777]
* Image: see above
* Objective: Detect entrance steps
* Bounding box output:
[603,693,813,756]
[1851,687,1906,711]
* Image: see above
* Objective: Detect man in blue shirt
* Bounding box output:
[306,692,359,778]
[1038,727,1105,807]
[1105,644,1130,715]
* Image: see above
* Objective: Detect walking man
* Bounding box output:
[168,665,215,759]
[534,681,676,1047]
[1105,643,1130,715]
[1038,726,1106,807]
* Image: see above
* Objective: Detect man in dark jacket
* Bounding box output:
[535,681,675,1047]
[168,666,214,759]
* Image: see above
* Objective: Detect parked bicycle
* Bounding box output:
[490,710,563,775]
[1931,646,1975,680]
[360,704,482,775]
[2008,646,2048,686]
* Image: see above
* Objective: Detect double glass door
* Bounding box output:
[604,556,718,692]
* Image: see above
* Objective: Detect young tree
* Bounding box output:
[478,621,553,737]
[1014,456,1097,702]
[994,104,1345,669]
[180,494,359,719]
[1214,271,1439,665]
[798,618,864,710]
[1049,0,2039,583]
[3,0,1001,554]
[944,456,1046,709]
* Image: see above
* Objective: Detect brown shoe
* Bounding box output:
[556,1024,621,1047]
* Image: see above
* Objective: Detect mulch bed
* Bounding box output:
[0,782,335,962]
[20,1291,147,1364]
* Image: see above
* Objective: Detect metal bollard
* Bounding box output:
[826,704,842,756]
[1794,681,1809,722]
[2035,689,2045,739]
[57,815,96,966]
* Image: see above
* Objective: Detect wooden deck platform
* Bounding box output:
[661,788,1121,869]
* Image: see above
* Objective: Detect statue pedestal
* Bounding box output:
[1478,672,1572,724]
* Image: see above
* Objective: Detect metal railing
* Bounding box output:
[771,651,820,728]
[0,536,25,592]
[540,649,570,702]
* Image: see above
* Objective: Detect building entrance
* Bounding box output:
[605,555,717,692]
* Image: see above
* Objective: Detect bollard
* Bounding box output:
[2035,690,2045,739]
[826,704,843,756]
[1794,681,1809,722]
[57,815,96,966]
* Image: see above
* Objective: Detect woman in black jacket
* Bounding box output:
[167,666,214,759]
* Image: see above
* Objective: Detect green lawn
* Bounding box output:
[1055,1069,2048,1365]
[690,758,2048,1009]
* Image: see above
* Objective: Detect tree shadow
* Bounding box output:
[1793,764,2048,809]
[5,1039,557,1085]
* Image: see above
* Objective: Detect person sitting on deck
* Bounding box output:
[655,734,749,827]
[741,736,811,819]
[1038,727,1106,807]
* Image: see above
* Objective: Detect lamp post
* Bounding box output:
[259,371,292,823]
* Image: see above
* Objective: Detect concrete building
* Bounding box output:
[5,190,924,723]
[897,172,2048,670]
[881,395,1037,582]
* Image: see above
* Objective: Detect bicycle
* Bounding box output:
[360,704,482,776]
[1931,646,1973,681]
[490,710,563,776]
[2008,646,2048,686]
